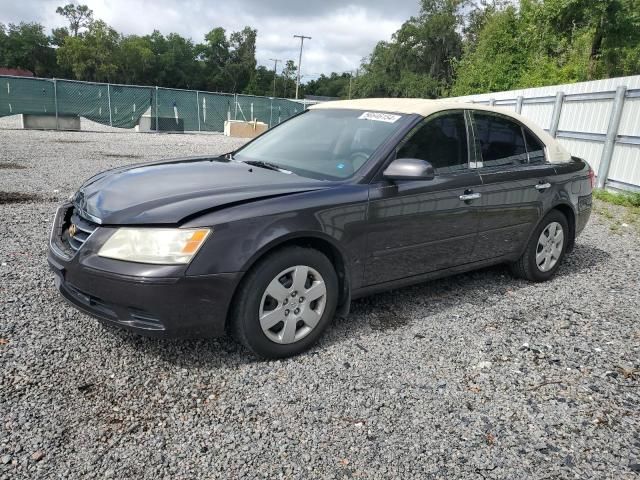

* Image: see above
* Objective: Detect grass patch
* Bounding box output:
[592,190,640,234]
[593,189,640,207]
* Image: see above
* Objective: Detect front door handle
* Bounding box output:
[535,182,551,190]
[459,192,481,201]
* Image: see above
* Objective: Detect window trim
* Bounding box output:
[391,109,472,176]
[467,109,548,170]
[522,126,547,164]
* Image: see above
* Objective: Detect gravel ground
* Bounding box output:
[1,128,639,479]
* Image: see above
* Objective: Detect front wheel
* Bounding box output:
[511,210,569,282]
[230,246,338,358]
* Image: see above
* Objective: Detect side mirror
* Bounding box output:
[383,158,435,181]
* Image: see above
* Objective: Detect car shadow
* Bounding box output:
[323,243,611,344]
[107,243,610,366]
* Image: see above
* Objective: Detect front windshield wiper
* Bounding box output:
[241,160,293,174]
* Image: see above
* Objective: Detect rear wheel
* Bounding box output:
[511,210,569,282]
[230,246,338,358]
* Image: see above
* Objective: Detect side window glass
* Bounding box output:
[396,112,468,174]
[472,112,528,167]
[524,129,546,164]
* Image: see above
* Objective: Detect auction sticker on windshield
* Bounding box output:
[358,112,402,123]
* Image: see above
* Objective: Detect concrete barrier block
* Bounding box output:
[21,114,80,131]
[224,120,268,138]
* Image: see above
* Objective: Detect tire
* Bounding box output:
[511,209,569,282]
[230,246,338,359]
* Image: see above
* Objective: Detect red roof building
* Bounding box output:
[0,68,35,77]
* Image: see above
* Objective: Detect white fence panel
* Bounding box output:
[619,97,640,137]
[521,103,553,130]
[610,145,640,189]
[556,138,604,176]
[558,99,612,135]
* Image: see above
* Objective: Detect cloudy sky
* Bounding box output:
[1,0,421,80]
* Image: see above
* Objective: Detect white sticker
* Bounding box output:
[358,111,401,123]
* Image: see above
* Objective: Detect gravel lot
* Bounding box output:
[1,127,639,479]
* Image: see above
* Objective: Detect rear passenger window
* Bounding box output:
[396,112,468,174]
[524,129,546,163]
[472,112,528,167]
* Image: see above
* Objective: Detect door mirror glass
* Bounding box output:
[383,158,435,181]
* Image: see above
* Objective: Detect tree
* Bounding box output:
[353,0,469,99]
[0,22,57,76]
[244,65,276,96]
[451,5,530,94]
[56,3,93,37]
[451,0,640,95]
[56,20,119,82]
[304,72,352,98]
[226,27,257,93]
[197,27,231,91]
[117,35,154,84]
[281,60,297,98]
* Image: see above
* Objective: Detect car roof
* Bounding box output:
[308,98,572,163]
[308,97,525,118]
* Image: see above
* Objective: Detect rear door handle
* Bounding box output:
[459,192,481,201]
[535,182,551,190]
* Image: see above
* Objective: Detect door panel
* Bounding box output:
[472,164,557,260]
[468,110,558,261]
[364,171,482,285]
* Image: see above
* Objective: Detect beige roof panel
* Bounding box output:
[309,98,571,163]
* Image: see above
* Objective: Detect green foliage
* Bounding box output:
[452,0,640,95]
[304,72,352,98]
[354,0,468,98]
[56,20,120,82]
[593,189,640,208]
[0,22,57,76]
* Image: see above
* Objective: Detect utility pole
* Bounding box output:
[348,71,352,99]
[293,34,311,100]
[269,58,281,98]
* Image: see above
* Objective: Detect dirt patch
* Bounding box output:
[0,191,42,204]
[369,311,410,331]
[101,153,143,159]
[0,162,27,169]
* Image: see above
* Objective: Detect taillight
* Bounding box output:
[587,166,596,189]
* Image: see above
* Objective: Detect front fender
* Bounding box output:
[183,186,369,285]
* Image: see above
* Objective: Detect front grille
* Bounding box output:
[64,210,98,252]
[51,205,98,259]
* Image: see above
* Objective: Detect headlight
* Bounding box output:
[98,228,211,264]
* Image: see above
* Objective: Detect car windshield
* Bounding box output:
[233,109,409,180]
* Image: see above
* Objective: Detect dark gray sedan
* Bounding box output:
[48,99,593,358]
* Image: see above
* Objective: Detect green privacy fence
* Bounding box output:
[0,75,312,132]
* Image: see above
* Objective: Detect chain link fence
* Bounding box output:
[0,75,315,133]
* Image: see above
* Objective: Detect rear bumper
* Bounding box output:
[576,193,593,236]
[48,253,242,338]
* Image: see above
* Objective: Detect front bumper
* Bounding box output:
[48,205,242,338]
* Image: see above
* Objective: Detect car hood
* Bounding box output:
[73,156,334,225]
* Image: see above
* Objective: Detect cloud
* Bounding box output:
[0,0,420,78]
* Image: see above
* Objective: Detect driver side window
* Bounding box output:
[396,111,469,174]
